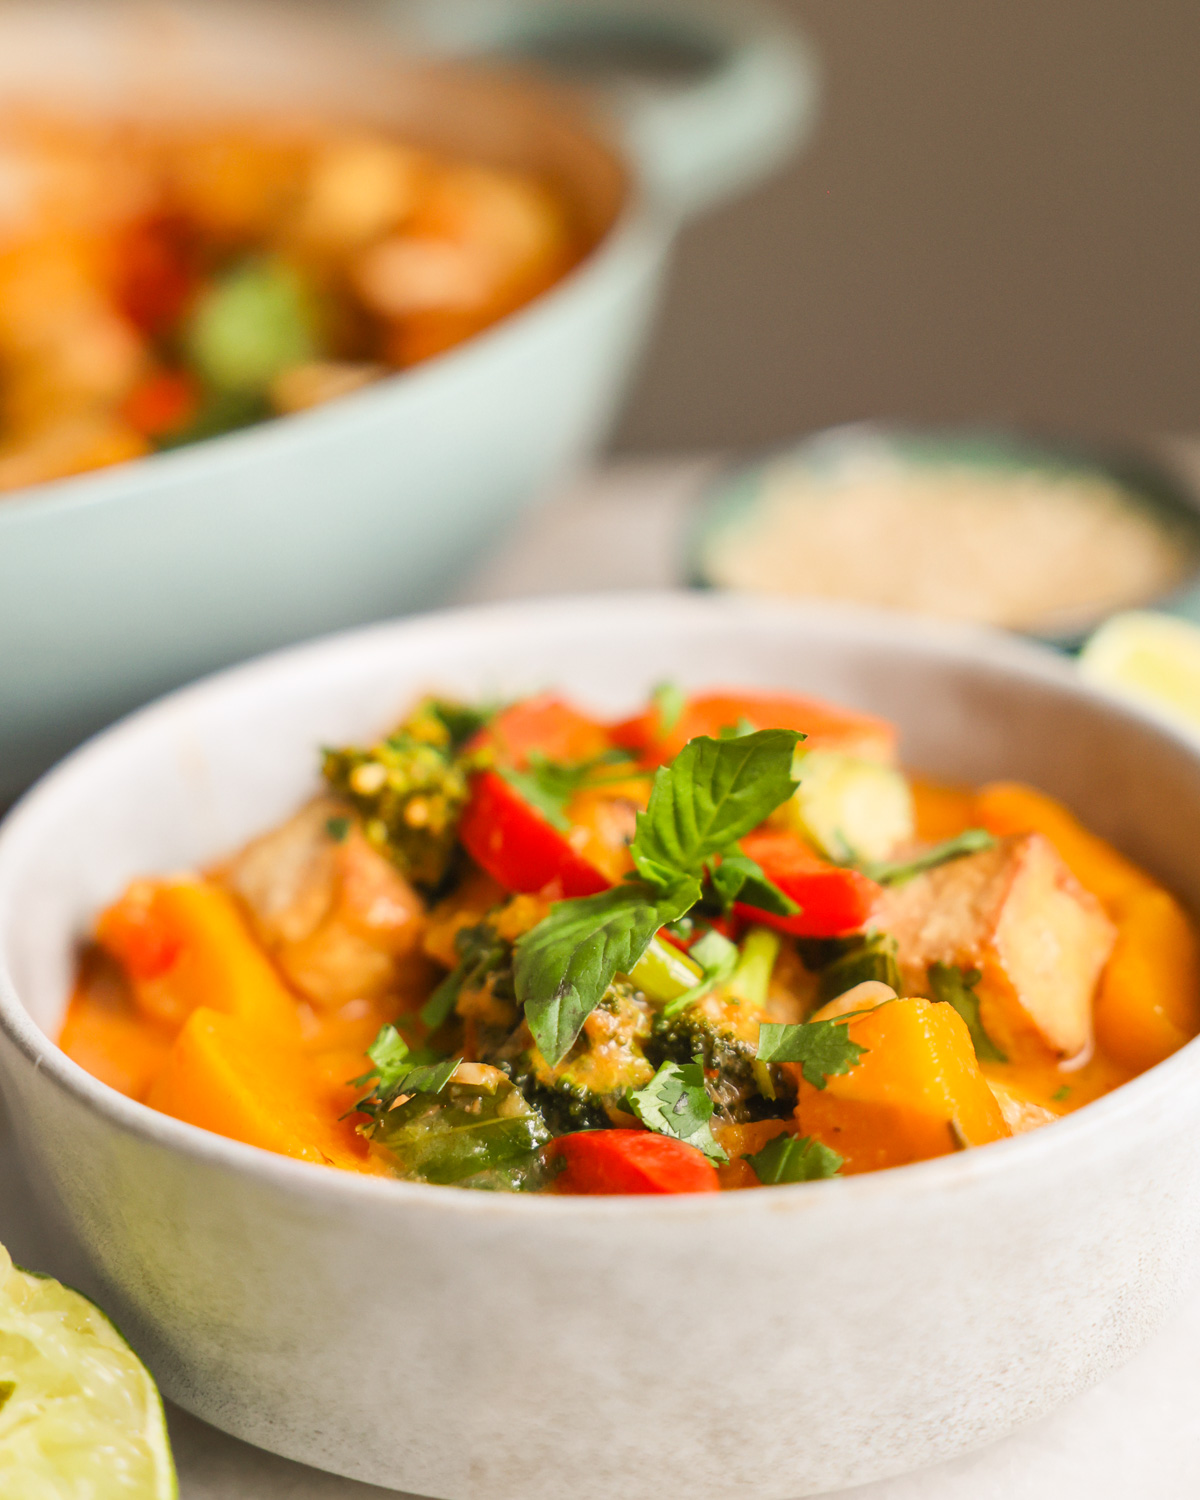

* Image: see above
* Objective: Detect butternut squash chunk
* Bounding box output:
[795,998,1010,1174]
[146,1007,367,1168]
[97,878,301,1037]
[1095,888,1200,1073]
[974,782,1156,919]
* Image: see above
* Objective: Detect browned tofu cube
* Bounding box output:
[217,798,429,1009]
[876,832,1116,1062]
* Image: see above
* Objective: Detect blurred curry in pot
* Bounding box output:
[0,112,584,491]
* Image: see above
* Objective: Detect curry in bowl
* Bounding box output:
[0,111,585,491]
[61,687,1200,1193]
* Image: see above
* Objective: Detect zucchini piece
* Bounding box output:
[779,750,914,864]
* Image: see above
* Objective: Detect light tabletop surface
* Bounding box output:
[6,455,1200,1498]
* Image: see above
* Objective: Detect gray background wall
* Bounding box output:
[614,0,1200,452]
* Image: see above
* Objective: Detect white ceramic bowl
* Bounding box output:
[3,593,1200,1499]
[0,0,817,801]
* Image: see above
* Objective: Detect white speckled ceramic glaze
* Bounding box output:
[3,594,1200,1498]
[0,0,817,800]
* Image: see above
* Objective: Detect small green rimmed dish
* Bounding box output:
[691,423,1200,648]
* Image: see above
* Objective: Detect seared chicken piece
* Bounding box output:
[218,797,428,1009]
[876,832,1116,1062]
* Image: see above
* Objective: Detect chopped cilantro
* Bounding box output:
[627,1056,727,1161]
[863,828,996,886]
[324,815,351,843]
[652,680,686,734]
[927,963,1007,1064]
[746,1133,842,1183]
[1051,1085,1071,1103]
[756,1017,867,1089]
[351,1024,459,1121]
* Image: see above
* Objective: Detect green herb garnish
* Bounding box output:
[627,1056,726,1161]
[352,1025,459,1121]
[862,828,995,885]
[756,1017,867,1089]
[499,747,641,833]
[420,920,511,1030]
[660,927,740,1016]
[652,681,686,734]
[1051,1085,1071,1103]
[515,730,803,1065]
[746,1133,842,1183]
[927,963,1007,1064]
[324,815,351,843]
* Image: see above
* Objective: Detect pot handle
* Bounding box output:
[394,0,820,221]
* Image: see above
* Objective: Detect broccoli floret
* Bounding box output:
[648,996,796,1123]
[484,980,656,1134]
[322,697,489,890]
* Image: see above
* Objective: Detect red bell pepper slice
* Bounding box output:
[476,695,612,768]
[613,690,897,767]
[458,769,610,899]
[113,216,197,336]
[549,1129,720,1194]
[736,830,881,938]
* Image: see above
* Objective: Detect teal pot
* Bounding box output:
[0,0,818,801]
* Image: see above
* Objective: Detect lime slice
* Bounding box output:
[0,1240,176,1499]
[1079,610,1200,733]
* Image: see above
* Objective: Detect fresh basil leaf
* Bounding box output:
[708,848,799,917]
[756,1017,867,1089]
[627,1056,727,1161]
[746,1133,842,1183]
[927,962,1008,1063]
[631,730,802,887]
[863,828,995,885]
[515,878,701,1066]
[652,681,686,734]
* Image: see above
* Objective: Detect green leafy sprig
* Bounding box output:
[927,962,1007,1064]
[862,829,995,886]
[746,1133,843,1183]
[499,747,643,833]
[627,1057,727,1162]
[514,730,804,1066]
[352,1025,458,1121]
[756,1016,868,1089]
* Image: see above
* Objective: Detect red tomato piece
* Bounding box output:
[458,770,611,899]
[113,217,197,335]
[613,690,896,766]
[478,695,612,768]
[550,1130,720,1194]
[736,830,881,938]
[121,370,199,438]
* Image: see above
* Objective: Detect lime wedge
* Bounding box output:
[0,1241,176,1498]
[1079,611,1200,733]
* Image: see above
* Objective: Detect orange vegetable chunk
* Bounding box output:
[97,878,300,1037]
[974,782,1156,919]
[1095,888,1200,1073]
[147,1007,366,1168]
[795,998,1011,1174]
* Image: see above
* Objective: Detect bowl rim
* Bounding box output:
[3,589,1199,1221]
[0,72,652,524]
